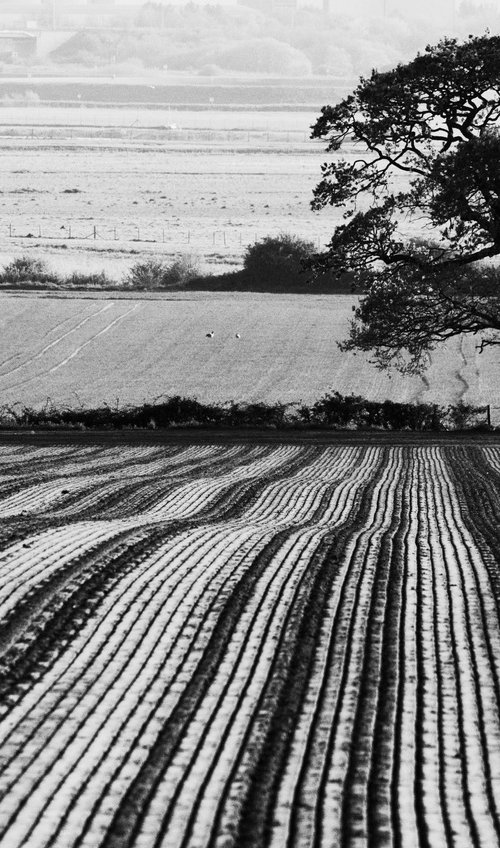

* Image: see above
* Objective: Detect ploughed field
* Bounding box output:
[1,292,499,410]
[1,437,500,848]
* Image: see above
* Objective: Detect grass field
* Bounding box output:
[0,104,410,277]
[0,291,498,412]
[0,119,330,276]
[0,105,319,132]
[1,436,500,847]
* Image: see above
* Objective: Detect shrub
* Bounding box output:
[243,233,315,285]
[0,256,60,286]
[198,63,224,76]
[160,254,201,288]
[444,400,485,430]
[123,259,167,290]
[303,392,445,430]
[124,255,201,290]
[214,38,312,76]
[65,270,115,288]
[224,401,290,428]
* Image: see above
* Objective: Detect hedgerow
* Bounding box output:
[0,393,490,431]
[0,243,345,293]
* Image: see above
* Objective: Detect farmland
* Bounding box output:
[1,436,500,847]
[1,291,499,411]
[0,104,410,277]
[0,106,330,277]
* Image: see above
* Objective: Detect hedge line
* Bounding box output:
[0,393,490,432]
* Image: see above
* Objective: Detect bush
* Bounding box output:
[198,63,224,76]
[303,392,445,430]
[0,256,60,286]
[243,234,315,284]
[124,259,167,290]
[214,38,312,75]
[160,254,201,288]
[124,255,201,290]
[65,270,115,288]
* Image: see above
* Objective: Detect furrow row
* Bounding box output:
[0,443,500,848]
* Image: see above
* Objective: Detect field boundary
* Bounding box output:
[1,429,500,446]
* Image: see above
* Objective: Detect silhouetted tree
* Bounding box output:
[312,34,500,371]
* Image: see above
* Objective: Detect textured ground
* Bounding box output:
[0,126,329,276]
[0,438,500,847]
[0,106,407,275]
[1,292,499,411]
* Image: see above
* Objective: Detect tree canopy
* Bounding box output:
[312,33,500,371]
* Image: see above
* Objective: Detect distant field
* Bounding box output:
[0,292,497,412]
[1,438,500,847]
[0,106,410,277]
[0,105,319,131]
[0,128,333,276]
[0,78,350,108]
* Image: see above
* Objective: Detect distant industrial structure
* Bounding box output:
[0,1,246,31]
[0,1,146,31]
[0,31,38,61]
[0,0,464,35]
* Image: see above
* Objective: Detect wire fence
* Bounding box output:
[465,405,500,428]
[487,405,500,427]
[3,222,328,250]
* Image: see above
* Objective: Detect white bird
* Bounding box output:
[235,333,241,339]
[206,331,214,338]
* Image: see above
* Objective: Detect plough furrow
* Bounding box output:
[0,441,499,848]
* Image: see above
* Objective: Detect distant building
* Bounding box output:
[0,2,43,31]
[0,31,38,60]
[39,0,240,29]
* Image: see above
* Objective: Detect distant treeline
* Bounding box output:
[47,4,500,81]
[0,393,490,432]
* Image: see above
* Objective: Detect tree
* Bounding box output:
[244,234,315,283]
[311,33,500,372]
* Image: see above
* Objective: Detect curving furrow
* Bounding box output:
[0,527,273,847]
[0,440,378,839]
[0,442,499,848]
[254,447,405,848]
[0,445,302,524]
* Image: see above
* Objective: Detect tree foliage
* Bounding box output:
[243,234,315,282]
[312,33,500,370]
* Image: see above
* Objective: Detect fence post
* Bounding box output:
[487,404,491,427]
[93,226,97,240]
[68,225,72,239]
[9,223,12,238]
